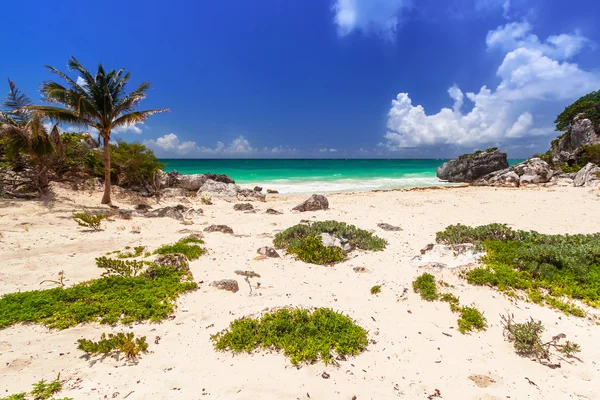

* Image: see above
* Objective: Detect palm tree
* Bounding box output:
[30,56,168,205]
[0,80,60,194]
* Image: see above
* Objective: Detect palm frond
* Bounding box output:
[113,82,151,116]
[49,123,64,157]
[3,79,33,124]
[111,109,169,130]
[25,105,94,128]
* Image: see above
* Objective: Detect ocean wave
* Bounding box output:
[240,177,454,194]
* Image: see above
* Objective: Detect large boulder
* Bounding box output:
[196,179,266,202]
[473,158,552,187]
[144,204,203,220]
[574,163,600,187]
[176,174,207,191]
[436,149,509,183]
[570,117,599,149]
[550,117,600,165]
[292,194,329,212]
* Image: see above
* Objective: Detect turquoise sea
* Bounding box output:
[161,159,521,194]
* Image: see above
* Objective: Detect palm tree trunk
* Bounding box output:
[101,134,112,204]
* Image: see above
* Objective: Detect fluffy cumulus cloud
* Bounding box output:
[332,0,411,39]
[384,22,600,151]
[112,124,143,134]
[319,148,338,153]
[144,134,292,157]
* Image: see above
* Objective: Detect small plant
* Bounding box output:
[370,285,381,295]
[95,256,145,277]
[457,306,487,334]
[78,332,149,360]
[287,235,346,265]
[412,273,438,301]
[72,211,104,230]
[30,375,63,400]
[501,313,581,362]
[211,308,368,366]
[235,270,261,294]
[39,271,66,288]
[154,237,206,260]
[200,195,213,205]
[116,245,145,258]
[439,293,461,312]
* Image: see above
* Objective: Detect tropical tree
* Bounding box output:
[29,56,168,205]
[0,80,61,194]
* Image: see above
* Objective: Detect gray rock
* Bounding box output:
[257,246,280,258]
[161,188,187,198]
[436,149,509,183]
[265,208,283,215]
[293,194,329,212]
[197,180,238,198]
[570,117,599,149]
[145,204,203,220]
[377,223,402,231]
[135,203,152,212]
[253,186,263,192]
[237,188,266,202]
[574,163,600,187]
[156,170,179,188]
[154,253,190,271]
[204,224,234,234]
[211,279,239,293]
[176,174,207,191]
[267,189,279,194]
[320,233,352,252]
[234,203,254,211]
[472,169,520,187]
[473,158,552,187]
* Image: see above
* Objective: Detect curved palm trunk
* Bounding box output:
[101,134,112,204]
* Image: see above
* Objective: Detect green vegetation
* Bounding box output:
[436,223,598,315]
[95,256,145,277]
[287,235,346,265]
[457,306,487,334]
[555,89,600,132]
[370,285,382,295]
[28,56,168,204]
[273,220,387,264]
[78,332,149,360]
[577,143,600,165]
[457,147,499,161]
[112,245,146,259]
[501,313,581,362]
[1,375,72,400]
[0,267,196,329]
[412,273,438,301]
[108,141,165,188]
[72,211,104,230]
[211,308,368,366]
[154,237,205,260]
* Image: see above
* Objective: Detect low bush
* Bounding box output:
[457,306,487,334]
[108,141,165,187]
[72,211,104,230]
[287,235,346,265]
[436,223,599,315]
[115,245,145,259]
[0,267,197,329]
[154,237,205,260]
[78,332,149,360]
[501,313,581,362]
[412,273,438,301]
[95,256,145,277]
[370,285,381,295]
[576,144,600,166]
[211,308,368,366]
[1,374,71,400]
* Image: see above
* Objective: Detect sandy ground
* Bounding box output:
[1,184,600,400]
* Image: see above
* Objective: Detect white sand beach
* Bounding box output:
[1,185,600,400]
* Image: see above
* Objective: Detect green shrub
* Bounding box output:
[0,374,72,400]
[72,211,104,230]
[501,313,581,362]
[439,293,461,312]
[78,332,149,360]
[108,141,165,187]
[370,285,381,295]
[457,306,487,334]
[154,237,205,260]
[556,162,583,173]
[211,308,368,366]
[412,273,438,301]
[554,89,600,132]
[577,144,600,165]
[287,235,346,265]
[0,267,197,329]
[95,256,145,277]
[115,245,145,259]
[436,224,600,315]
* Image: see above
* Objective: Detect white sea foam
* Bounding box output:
[240,176,454,194]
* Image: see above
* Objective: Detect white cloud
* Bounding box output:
[319,148,338,153]
[76,76,87,88]
[332,0,411,40]
[384,22,600,150]
[112,124,143,134]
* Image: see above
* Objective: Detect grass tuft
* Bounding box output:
[287,235,346,265]
[78,332,149,360]
[457,306,487,334]
[72,211,104,231]
[211,308,368,366]
[370,285,381,295]
[412,273,438,301]
[154,237,206,260]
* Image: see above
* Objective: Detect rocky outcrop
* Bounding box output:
[267,189,279,194]
[265,208,282,215]
[154,253,190,271]
[233,203,254,211]
[550,117,600,164]
[257,246,280,258]
[574,163,600,187]
[196,180,266,202]
[320,233,352,252]
[292,194,329,212]
[473,158,553,187]
[211,279,239,293]
[144,204,203,220]
[204,224,234,234]
[436,149,509,183]
[377,223,402,232]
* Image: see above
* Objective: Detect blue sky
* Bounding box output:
[2,0,600,158]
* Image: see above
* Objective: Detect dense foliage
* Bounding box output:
[211,308,368,366]
[107,141,165,187]
[412,273,438,301]
[95,256,145,277]
[0,375,71,400]
[0,267,197,329]
[555,89,600,132]
[437,223,600,315]
[154,237,206,260]
[286,235,347,265]
[78,332,149,360]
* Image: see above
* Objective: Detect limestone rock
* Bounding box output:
[293,194,329,212]
[145,204,203,220]
[267,189,279,194]
[265,208,283,215]
[320,233,352,252]
[436,149,509,183]
[257,246,280,258]
[161,188,187,198]
[411,244,484,269]
[574,163,600,187]
[473,158,552,187]
[175,174,207,191]
[237,188,266,202]
[253,186,263,192]
[154,253,190,271]
[197,180,238,198]
[234,203,254,211]
[211,279,239,293]
[377,223,402,231]
[204,224,234,234]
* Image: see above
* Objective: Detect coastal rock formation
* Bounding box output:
[257,246,280,258]
[411,244,484,269]
[574,163,600,187]
[436,149,508,183]
[144,204,203,220]
[473,158,552,187]
[195,180,266,202]
[234,203,254,211]
[211,279,239,293]
[204,224,234,234]
[377,223,402,231]
[550,117,600,164]
[293,194,329,212]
